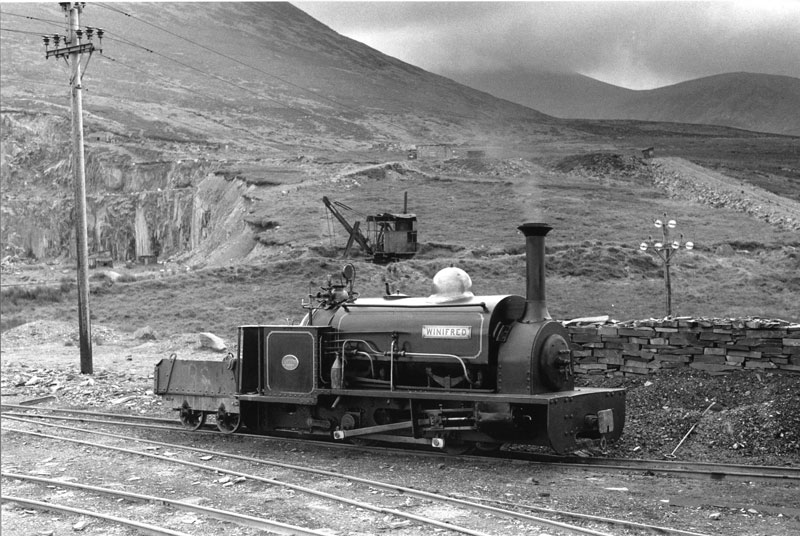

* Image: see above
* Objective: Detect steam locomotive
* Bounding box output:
[154,223,625,453]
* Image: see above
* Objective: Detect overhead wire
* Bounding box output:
[94,51,278,136]
[3,6,325,120]
[99,32,302,111]
[5,4,496,141]
[0,27,55,37]
[93,2,363,115]
[0,11,65,28]
[0,28,268,139]
[0,26,73,83]
[90,2,457,130]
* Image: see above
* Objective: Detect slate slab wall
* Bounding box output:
[567,318,800,375]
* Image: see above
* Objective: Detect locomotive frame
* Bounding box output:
[155,223,625,454]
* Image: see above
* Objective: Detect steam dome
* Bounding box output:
[429,267,474,302]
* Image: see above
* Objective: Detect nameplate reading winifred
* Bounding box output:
[422,326,472,339]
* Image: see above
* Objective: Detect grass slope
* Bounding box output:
[4,152,797,342]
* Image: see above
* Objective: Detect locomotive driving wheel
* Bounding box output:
[179,402,206,430]
[216,404,242,434]
[474,442,503,453]
[442,437,474,455]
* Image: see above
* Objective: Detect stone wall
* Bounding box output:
[567,318,800,376]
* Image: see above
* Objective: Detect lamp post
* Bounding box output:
[639,215,693,317]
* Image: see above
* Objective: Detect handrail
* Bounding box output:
[398,351,472,385]
[344,302,488,312]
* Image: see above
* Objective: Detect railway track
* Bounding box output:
[0,494,194,536]
[2,412,724,536]
[4,404,798,484]
[1,472,339,536]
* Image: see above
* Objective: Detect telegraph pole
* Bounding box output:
[43,3,103,374]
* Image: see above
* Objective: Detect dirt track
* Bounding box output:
[652,157,800,231]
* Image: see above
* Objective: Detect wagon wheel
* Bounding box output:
[179,403,206,431]
[216,406,242,434]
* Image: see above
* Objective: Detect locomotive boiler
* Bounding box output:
[155,223,625,453]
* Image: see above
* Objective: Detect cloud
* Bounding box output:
[296,1,800,89]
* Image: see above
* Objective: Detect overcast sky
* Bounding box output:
[295,1,800,90]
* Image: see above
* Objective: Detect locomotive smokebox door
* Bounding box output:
[238,326,326,395]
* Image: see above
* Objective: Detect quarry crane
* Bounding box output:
[322,196,373,258]
[322,194,418,263]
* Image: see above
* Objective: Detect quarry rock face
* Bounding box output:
[1,111,246,265]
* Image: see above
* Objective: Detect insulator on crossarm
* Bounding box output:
[53,34,61,46]
[85,27,94,40]
[43,35,51,48]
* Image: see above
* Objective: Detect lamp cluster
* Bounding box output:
[638,215,694,317]
[640,218,693,256]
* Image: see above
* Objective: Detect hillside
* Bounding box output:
[444,69,800,136]
[0,1,562,263]
[0,2,559,153]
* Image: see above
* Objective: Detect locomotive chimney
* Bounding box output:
[518,222,552,323]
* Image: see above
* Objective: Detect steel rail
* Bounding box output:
[3,414,682,536]
[0,494,192,536]
[1,472,327,536]
[5,407,796,483]
[449,493,714,536]
[1,422,496,536]
[0,403,177,424]
[509,450,799,476]
[501,452,800,483]
[1,410,207,433]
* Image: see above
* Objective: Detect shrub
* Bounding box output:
[0,315,27,333]
[1,284,67,305]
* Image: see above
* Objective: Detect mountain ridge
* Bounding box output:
[441,69,800,136]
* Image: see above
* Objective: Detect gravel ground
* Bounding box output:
[2,321,799,536]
